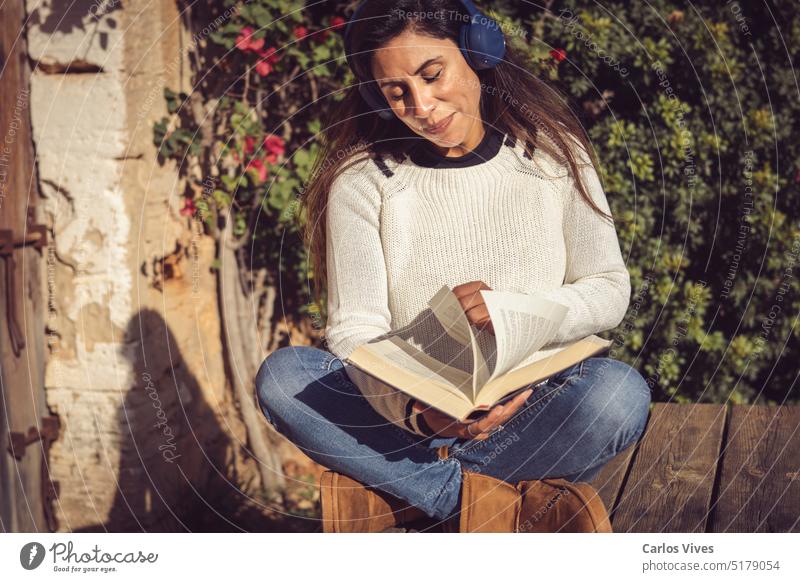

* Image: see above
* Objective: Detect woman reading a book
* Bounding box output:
[256,0,651,533]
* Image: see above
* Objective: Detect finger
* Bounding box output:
[460,408,498,438]
[494,389,534,424]
[476,389,533,434]
[461,388,534,438]
[477,316,494,333]
[458,424,474,439]
[460,421,490,441]
[473,405,505,433]
[496,389,532,416]
[464,303,490,322]
[452,281,484,299]
[464,307,493,332]
[459,293,487,316]
[508,388,534,410]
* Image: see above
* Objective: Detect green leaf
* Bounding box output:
[221,174,238,191]
[307,119,321,134]
[312,44,331,62]
[213,189,231,206]
[251,5,272,28]
[295,51,310,69]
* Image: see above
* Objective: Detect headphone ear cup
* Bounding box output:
[459,17,507,70]
[458,24,476,69]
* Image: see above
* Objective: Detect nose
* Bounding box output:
[407,82,436,120]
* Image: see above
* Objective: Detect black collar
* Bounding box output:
[408,124,504,169]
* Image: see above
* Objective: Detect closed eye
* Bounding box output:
[389,70,442,102]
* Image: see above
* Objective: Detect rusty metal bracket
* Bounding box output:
[0,224,48,357]
[7,415,60,461]
[7,415,61,531]
[0,224,47,254]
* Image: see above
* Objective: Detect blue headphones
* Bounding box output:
[343,0,506,120]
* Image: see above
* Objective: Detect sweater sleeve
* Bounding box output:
[528,145,631,345]
[325,165,431,437]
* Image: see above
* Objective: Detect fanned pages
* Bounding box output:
[346,285,613,421]
[427,285,490,401]
[480,290,569,382]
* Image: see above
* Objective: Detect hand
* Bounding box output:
[452,280,495,335]
[412,388,533,440]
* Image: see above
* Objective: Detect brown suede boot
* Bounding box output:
[515,478,613,533]
[457,471,522,532]
[437,445,521,533]
[319,470,429,533]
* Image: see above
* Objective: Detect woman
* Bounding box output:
[255,0,651,532]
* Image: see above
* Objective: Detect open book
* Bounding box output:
[345,284,613,421]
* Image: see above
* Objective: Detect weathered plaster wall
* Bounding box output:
[26,0,244,531]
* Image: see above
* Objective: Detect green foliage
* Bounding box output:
[153,0,351,318]
[526,0,800,404]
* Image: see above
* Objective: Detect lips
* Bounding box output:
[424,113,455,133]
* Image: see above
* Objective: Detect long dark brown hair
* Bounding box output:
[302,0,616,311]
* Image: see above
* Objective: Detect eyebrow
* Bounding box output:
[377,56,443,88]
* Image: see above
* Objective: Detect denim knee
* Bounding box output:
[575,357,651,445]
[255,345,327,429]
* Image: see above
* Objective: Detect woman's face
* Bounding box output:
[370,29,485,155]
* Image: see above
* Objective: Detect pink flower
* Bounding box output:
[257,46,281,63]
[235,26,255,51]
[243,135,256,156]
[236,26,265,52]
[263,134,285,163]
[331,16,346,31]
[294,26,309,40]
[180,197,197,217]
[253,46,280,77]
[248,36,265,52]
[314,29,330,42]
[246,157,268,184]
[549,48,567,63]
[254,60,273,77]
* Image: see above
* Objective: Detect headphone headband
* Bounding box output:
[343,0,506,120]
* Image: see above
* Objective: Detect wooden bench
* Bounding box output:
[588,403,800,532]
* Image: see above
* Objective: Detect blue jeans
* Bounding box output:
[255,346,651,521]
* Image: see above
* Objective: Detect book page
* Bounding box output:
[428,285,473,346]
[367,335,473,391]
[480,291,569,385]
[428,285,490,400]
[345,337,477,420]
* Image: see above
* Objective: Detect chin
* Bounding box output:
[430,130,464,147]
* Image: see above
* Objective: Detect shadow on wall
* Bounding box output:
[28,0,122,44]
[74,308,315,532]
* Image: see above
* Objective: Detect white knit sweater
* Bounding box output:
[324,125,631,436]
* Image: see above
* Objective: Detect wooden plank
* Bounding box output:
[710,405,800,532]
[589,439,638,521]
[611,403,727,532]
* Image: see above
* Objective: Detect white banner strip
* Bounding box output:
[2,533,798,581]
